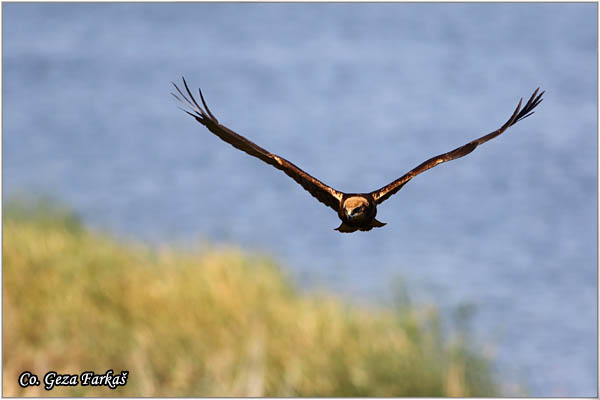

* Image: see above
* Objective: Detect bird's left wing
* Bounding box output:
[172,78,343,212]
[370,88,544,205]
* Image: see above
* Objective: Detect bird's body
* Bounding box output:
[172,78,544,233]
[336,194,384,233]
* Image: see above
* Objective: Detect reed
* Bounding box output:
[3,199,496,396]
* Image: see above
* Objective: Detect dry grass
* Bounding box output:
[3,199,496,396]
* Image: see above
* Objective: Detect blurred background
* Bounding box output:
[3,2,597,396]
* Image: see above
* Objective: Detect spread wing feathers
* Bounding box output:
[371,88,544,205]
[172,77,343,211]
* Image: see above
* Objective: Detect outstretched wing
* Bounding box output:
[370,88,545,205]
[172,77,343,211]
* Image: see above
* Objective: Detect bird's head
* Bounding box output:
[342,196,371,221]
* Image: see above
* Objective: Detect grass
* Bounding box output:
[3,199,497,396]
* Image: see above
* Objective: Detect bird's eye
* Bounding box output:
[353,207,362,214]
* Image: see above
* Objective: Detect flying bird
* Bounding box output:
[172,78,544,233]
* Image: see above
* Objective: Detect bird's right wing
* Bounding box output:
[172,78,343,212]
[370,88,544,205]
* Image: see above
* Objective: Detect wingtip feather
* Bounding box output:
[198,88,218,122]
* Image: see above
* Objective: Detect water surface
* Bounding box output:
[3,3,597,396]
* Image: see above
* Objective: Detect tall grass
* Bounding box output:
[3,199,496,396]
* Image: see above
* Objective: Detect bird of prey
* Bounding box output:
[172,78,544,233]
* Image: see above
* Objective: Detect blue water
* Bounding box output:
[3,3,597,396]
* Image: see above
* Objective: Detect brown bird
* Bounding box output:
[172,78,543,233]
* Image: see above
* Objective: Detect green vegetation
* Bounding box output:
[3,199,497,396]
